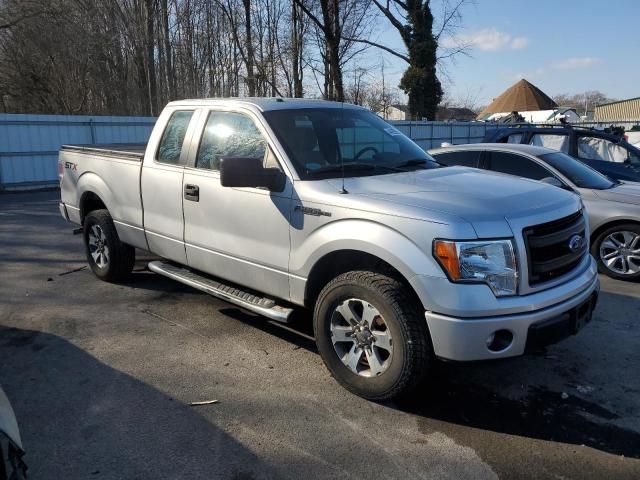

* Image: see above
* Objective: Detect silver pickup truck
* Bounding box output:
[59,98,599,400]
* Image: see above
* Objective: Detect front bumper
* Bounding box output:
[425,270,600,361]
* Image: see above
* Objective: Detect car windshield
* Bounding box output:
[262,108,439,179]
[540,152,616,190]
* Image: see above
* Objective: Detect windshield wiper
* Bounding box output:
[392,158,438,170]
[308,163,404,175]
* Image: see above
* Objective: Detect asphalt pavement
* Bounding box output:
[1,190,639,479]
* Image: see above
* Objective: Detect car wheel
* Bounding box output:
[592,223,640,281]
[83,209,135,282]
[314,271,431,401]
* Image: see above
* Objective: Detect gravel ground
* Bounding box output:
[1,190,639,479]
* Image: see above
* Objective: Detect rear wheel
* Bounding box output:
[83,209,135,282]
[314,271,431,401]
[592,223,640,281]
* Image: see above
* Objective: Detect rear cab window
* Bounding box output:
[156,110,195,165]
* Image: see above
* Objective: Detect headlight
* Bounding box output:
[433,239,518,297]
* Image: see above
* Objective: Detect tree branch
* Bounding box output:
[293,0,326,34]
[341,36,409,63]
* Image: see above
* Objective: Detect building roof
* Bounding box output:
[390,104,410,113]
[595,97,640,108]
[436,107,476,121]
[478,79,557,118]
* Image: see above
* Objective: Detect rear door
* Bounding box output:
[141,107,201,264]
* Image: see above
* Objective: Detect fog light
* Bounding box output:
[486,329,513,352]
[485,332,495,347]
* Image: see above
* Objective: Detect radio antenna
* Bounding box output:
[339,101,348,194]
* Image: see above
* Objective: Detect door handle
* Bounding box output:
[184,184,199,202]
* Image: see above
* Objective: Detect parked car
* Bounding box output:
[0,387,26,479]
[483,124,640,182]
[429,143,640,281]
[58,98,599,400]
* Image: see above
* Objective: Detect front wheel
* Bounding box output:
[83,209,135,282]
[592,224,640,281]
[313,271,431,401]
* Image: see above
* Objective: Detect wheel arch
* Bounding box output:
[590,218,640,247]
[76,172,116,223]
[79,191,107,222]
[303,249,423,310]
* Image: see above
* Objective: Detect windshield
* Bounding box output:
[540,152,616,190]
[262,108,439,179]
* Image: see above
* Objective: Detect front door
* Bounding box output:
[182,109,293,300]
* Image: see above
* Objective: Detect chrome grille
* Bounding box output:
[523,211,587,285]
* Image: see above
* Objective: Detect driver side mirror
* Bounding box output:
[220,157,286,192]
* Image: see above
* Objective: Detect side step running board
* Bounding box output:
[148,261,293,323]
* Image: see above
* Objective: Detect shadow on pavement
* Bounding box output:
[391,362,640,459]
[0,325,273,480]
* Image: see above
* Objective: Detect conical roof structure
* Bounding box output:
[478,79,557,118]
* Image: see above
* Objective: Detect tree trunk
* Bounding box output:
[243,0,255,96]
[160,0,176,100]
[144,0,157,115]
[291,1,303,97]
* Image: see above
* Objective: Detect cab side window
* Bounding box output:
[506,133,523,144]
[487,152,552,180]
[578,136,629,163]
[433,150,481,168]
[196,111,270,170]
[529,133,570,153]
[156,110,194,165]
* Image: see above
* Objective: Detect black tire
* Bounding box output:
[83,209,135,282]
[313,271,431,401]
[591,223,640,281]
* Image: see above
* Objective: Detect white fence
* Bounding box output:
[0,114,155,190]
[1,113,638,190]
[390,121,491,149]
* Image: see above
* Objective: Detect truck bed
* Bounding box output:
[61,143,146,161]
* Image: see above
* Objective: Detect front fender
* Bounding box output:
[290,218,445,282]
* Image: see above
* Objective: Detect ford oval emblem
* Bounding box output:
[568,234,584,252]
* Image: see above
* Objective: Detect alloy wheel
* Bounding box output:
[330,298,393,377]
[599,230,640,275]
[88,224,110,268]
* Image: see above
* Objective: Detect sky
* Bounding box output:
[365,0,640,107]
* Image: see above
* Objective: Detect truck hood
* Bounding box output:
[328,167,580,237]
[593,182,640,206]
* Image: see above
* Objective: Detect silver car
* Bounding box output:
[430,143,640,281]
